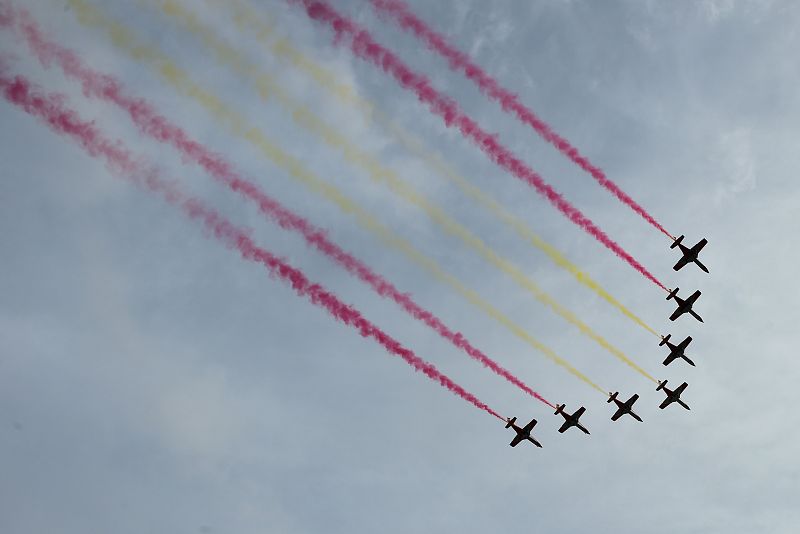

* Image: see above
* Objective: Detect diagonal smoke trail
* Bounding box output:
[293,0,669,293]
[214,0,660,339]
[64,0,607,394]
[156,0,658,383]
[0,67,505,421]
[1,1,554,409]
[369,0,674,240]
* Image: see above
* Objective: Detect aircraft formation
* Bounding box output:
[507,235,708,448]
[0,0,713,454]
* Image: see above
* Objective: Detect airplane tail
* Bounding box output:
[607,392,618,403]
[695,259,709,273]
[505,417,516,429]
[667,287,679,301]
[670,235,684,249]
[554,404,565,416]
[656,380,667,391]
[659,334,671,346]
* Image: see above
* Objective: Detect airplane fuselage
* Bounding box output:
[672,236,709,273]
[510,423,527,437]
[611,399,641,421]
[560,414,589,433]
[667,289,703,323]
[678,243,695,259]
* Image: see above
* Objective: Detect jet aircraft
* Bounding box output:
[554,404,590,434]
[659,334,696,367]
[656,380,691,410]
[667,288,703,323]
[607,392,643,422]
[671,235,709,273]
[505,417,543,448]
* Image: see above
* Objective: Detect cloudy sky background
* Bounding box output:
[2,0,799,532]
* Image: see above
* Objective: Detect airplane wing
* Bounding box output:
[659,397,672,409]
[509,434,525,447]
[663,353,678,366]
[522,419,537,433]
[679,336,693,351]
[574,407,586,419]
[558,421,571,433]
[628,394,640,405]
[673,382,688,396]
[669,307,683,321]
[693,239,708,253]
[686,290,701,305]
[672,255,692,271]
[611,407,625,421]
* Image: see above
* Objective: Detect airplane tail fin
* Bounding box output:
[667,288,679,301]
[659,334,671,346]
[505,417,516,429]
[671,235,684,249]
[695,259,709,273]
[607,392,618,403]
[554,404,565,416]
[656,380,667,391]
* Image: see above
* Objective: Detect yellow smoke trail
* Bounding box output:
[67,0,607,394]
[216,0,660,340]
[155,0,658,384]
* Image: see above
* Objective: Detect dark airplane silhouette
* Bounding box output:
[554,404,590,434]
[608,392,643,422]
[667,288,703,323]
[671,235,709,273]
[656,380,691,410]
[659,334,696,367]
[505,417,542,448]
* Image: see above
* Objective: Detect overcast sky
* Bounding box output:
[2,0,799,532]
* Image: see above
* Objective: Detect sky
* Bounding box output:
[1,0,799,532]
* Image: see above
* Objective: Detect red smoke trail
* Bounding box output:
[294,0,668,292]
[369,0,674,240]
[0,67,505,421]
[0,3,554,409]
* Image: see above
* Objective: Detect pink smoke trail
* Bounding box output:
[0,2,554,408]
[294,0,668,292]
[369,0,674,240]
[0,67,505,421]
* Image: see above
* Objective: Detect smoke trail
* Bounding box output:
[158,0,657,383]
[0,68,504,421]
[293,0,668,293]
[65,0,608,394]
[1,1,554,409]
[369,0,674,240]
[218,0,660,338]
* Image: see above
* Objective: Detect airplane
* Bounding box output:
[659,334,696,367]
[505,417,543,448]
[667,287,703,323]
[671,235,709,273]
[656,380,691,410]
[554,404,590,434]
[607,392,643,422]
